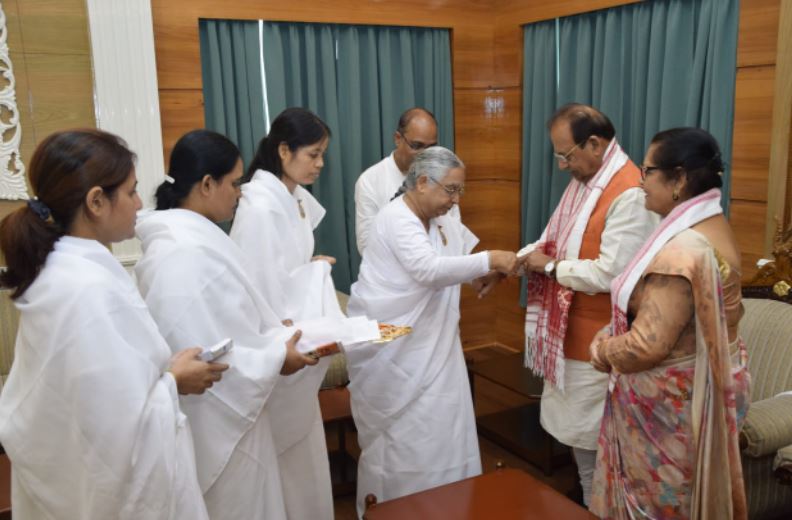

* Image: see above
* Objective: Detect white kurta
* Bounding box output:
[346,196,489,517]
[0,236,208,520]
[230,169,337,520]
[354,153,460,254]
[135,209,291,520]
[354,153,405,254]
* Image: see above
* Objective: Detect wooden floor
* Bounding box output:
[328,345,579,520]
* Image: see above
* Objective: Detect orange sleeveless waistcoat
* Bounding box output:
[563,161,642,361]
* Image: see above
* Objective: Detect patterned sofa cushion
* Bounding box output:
[741,299,792,401]
[742,394,792,458]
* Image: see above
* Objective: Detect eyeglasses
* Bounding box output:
[553,139,588,163]
[639,165,665,180]
[428,176,465,196]
[399,131,437,152]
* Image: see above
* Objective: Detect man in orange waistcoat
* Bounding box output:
[518,103,658,507]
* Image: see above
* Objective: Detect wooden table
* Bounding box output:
[468,353,569,475]
[363,468,597,519]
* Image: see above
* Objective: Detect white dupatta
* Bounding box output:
[0,236,208,520]
[135,209,291,492]
[230,170,339,321]
[524,139,629,389]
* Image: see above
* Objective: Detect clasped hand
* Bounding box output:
[588,327,612,373]
[471,250,520,299]
[517,250,556,274]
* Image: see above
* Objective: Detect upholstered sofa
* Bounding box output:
[740,297,792,519]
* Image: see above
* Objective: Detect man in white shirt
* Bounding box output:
[354,107,439,254]
[518,103,658,507]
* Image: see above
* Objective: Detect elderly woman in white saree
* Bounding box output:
[0,130,226,520]
[346,146,518,516]
[229,108,340,520]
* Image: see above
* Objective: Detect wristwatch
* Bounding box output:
[544,260,557,279]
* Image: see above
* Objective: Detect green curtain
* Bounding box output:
[521,19,560,255]
[555,0,739,210]
[520,0,739,304]
[199,20,266,168]
[262,22,454,292]
[200,20,453,292]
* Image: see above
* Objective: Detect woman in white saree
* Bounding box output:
[346,146,518,516]
[230,108,338,520]
[0,129,226,520]
[135,130,316,520]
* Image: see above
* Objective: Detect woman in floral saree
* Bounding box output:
[589,128,750,520]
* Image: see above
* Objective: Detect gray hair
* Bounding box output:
[392,146,464,199]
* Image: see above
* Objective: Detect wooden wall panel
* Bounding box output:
[493,0,642,89]
[152,0,496,90]
[460,285,495,348]
[153,0,788,350]
[452,26,495,89]
[788,131,792,226]
[495,276,524,350]
[490,0,786,347]
[455,89,492,177]
[159,89,205,166]
[458,179,519,348]
[24,54,95,136]
[729,199,768,281]
[459,180,519,251]
[0,0,94,222]
[487,88,522,183]
[762,0,792,251]
[455,87,521,182]
[493,22,522,88]
[731,65,775,202]
[495,0,641,25]
[153,0,503,349]
[737,0,780,68]
[15,0,91,55]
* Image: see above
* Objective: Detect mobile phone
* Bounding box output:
[201,338,233,362]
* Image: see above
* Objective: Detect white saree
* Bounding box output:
[135,208,291,520]
[346,196,490,517]
[230,169,339,519]
[0,236,208,520]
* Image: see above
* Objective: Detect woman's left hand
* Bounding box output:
[472,271,504,299]
[311,255,336,265]
[589,330,612,373]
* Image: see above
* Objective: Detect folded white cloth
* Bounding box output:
[287,316,380,353]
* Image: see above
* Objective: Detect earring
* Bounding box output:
[672,190,679,201]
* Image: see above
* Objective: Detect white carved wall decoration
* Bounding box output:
[0,4,28,200]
